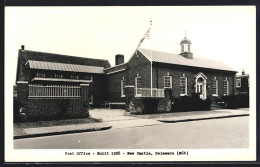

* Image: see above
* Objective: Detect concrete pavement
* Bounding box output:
[14,108,249,139]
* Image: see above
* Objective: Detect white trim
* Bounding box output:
[121,79,126,97]
[223,79,229,96]
[195,73,207,99]
[125,85,135,88]
[32,77,92,83]
[135,76,142,96]
[180,77,187,96]
[80,84,89,86]
[17,81,28,84]
[236,78,241,88]
[89,95,93,105]
[106,69,126,75]
[164,76,172,89]
[212,79,218,96]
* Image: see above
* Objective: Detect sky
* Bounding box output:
[5,6,255,85]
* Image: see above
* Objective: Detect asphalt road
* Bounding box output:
[14,116,249,149]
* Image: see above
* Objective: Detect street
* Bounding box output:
[14,116,249,149]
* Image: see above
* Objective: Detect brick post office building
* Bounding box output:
[106,36,237,112]
[14,36,237,120]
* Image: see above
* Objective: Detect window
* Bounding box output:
[181,45,184,52]
[223,79,229,96]
[36,72,45,78]
[135,76,141,96]
[89,95,93,105]
[212,79,218,96]
[236,78,241,87]
[71,75,79,79]
[164,76,172,88]
[55,74,63,78]
[85,75,93,82]
[121,79,126,97]
[180,77,187,96]
[188,45,190,52]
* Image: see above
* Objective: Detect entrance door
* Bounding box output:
[195,77,206,99]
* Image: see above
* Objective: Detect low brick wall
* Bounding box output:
[25,98,88,121]
[15,81,90,122]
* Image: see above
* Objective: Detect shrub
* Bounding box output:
[221,94,249,109]
[171,94,211,112]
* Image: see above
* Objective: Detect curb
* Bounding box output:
[14,124,112,140]
[158,114,249,123]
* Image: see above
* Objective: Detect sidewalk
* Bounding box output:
[14,108,249,139]
[14,119,111,139]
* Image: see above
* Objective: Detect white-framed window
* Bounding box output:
[89,95,93,105]
[164,76,172,88]
[212,79,218,96]
[135,76,142,96]
[85,75,93,82]
[223,79,229,96]
[36,72,45,78]
[121,79,126,97]
[55,74,63,78]
[236,78,241,87]
[180,77,187,96]
[71,74,79,79]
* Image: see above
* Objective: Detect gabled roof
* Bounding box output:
[27,60,105,74]
[138,48,236,72]
[16,49,111,82]
[19,49,111,68]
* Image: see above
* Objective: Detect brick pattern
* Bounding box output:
[16,82,89,121]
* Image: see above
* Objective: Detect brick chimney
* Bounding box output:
[21,45,25,50]
[242,69,245,75]
[115,54,124,65]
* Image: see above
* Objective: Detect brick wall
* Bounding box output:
[152,64,235,97]
[15,82,89,122]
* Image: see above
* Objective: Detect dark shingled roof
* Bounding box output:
[16,49,111,82]
[19,49,111,68]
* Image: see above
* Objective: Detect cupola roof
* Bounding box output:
[180,36,192,45]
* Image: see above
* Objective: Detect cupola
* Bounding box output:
[180,35,193,59]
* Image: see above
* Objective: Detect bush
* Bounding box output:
[142,98,160,114]
[171,94,211,112]
[221,94,249,109]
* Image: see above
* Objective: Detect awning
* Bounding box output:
[27,60,105,74]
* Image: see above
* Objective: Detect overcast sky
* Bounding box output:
[5,6,255,85]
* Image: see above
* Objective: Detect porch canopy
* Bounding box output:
[26,60,105,74]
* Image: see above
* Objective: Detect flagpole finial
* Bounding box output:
[150,20,152,26]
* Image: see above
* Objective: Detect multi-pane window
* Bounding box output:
[135,76,142,96]
[121,79,126,97]
[71,75,79,79]
[180,77,187,96]
[164,76,172,88]
[36,72,45,78]
[223,80,229,96]
[236,78,241,87]
[55,74,63,78]
[85,75,93,82]
[212,79,218,96]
